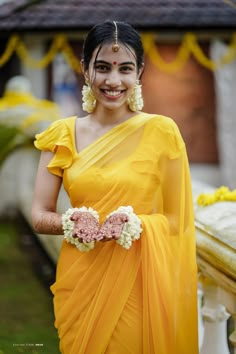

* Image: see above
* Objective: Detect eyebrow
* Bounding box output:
[94,60,135,66]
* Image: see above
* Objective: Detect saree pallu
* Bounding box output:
[34,113,199,354]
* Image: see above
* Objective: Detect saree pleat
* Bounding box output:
[52,241,141,354]
[141,215,175,353]
[105,269,143,354]
[34,113,199,354]
[52,244,114,337]
[74,244,141,354]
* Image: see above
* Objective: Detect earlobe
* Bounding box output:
[138,63,145,79]
[82,70,89,84]
[80,59,87,77]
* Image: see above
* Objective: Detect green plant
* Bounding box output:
[0,124,33,167]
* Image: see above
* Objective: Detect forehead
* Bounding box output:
[91,43,137,64]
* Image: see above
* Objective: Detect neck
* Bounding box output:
[90,106,137,127]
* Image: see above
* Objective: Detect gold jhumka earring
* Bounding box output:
[81,79,96,113]
[127,80,144,112]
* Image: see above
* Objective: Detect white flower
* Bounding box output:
[127,83,143,112]
[82,84,96,113]
[62,205,142,252]
[62,207,99,252]
[106,206,143,250]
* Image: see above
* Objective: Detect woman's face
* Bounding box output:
[85,43,143,112]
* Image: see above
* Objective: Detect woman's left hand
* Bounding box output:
[98,213,129,242]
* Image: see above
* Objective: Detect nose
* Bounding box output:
[105,71,121,87]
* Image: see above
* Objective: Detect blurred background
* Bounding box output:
[0,0,235,353]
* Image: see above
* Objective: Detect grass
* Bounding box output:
[0,219,60,354]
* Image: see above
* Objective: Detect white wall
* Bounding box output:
[210,40,236,189]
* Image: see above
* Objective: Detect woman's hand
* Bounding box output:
[63,206,141,251]
[70,211,100,243]
[70,211,129,244]
[98,213,129,242]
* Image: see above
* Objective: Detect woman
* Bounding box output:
[32,20,199,354]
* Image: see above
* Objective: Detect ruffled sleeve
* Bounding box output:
[34,118,75,177]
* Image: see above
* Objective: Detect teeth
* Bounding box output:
[104,90,121,97]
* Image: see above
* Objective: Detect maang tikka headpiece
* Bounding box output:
[112,21,120,52]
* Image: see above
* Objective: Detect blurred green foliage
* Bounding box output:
[0,124,32,168]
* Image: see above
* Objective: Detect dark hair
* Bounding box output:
[82,20,144,71]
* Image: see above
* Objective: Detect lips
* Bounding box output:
[101,89,124,98]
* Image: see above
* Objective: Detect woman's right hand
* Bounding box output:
[70,211,100,243]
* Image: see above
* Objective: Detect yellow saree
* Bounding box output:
[34,113,199,354]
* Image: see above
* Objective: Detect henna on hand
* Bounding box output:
[70,211,99,243]
[98,213,129,242]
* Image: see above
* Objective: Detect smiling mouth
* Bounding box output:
[101,89,124,98]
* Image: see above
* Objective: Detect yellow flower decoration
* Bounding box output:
[197,186,236,206]
[2,33,236,73]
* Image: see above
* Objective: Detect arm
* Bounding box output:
[137,146,194,239]
[158,147,194,237]
[31,151,63,235]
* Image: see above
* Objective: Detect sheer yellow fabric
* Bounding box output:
[34,113,199,354]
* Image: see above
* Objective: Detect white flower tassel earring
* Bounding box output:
[127,80,144,112]
[82,79,96,113]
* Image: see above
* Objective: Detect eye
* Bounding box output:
[120,65,134,73]
[94,64,110,72]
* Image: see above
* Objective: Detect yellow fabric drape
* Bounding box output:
[34,113,198,354]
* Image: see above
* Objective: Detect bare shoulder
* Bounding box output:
[75,116,90,133]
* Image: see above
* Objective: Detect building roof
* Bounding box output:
[0,0,236,33]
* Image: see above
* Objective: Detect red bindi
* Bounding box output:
[113,61,117,65]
